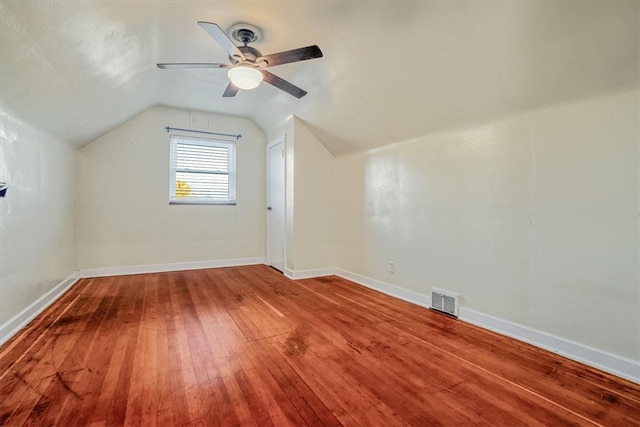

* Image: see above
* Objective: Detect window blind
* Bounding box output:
[169,135,236,204]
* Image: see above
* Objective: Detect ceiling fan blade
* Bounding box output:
[197,21,245,61]
[157,63,230,69]
[262,71,307,98]
[259,45,323,68]
[222,82,239,97]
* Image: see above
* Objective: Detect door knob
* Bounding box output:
[267,206,272,211]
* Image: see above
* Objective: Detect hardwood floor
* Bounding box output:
[1,265,638,426]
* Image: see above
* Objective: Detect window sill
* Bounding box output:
[169,200,237,206]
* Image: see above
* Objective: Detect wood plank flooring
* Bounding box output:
[1,265,638,426]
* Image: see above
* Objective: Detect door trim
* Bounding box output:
[266,136,286,271]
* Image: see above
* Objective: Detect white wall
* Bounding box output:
[291,118,336,272]
[0,110,77,325]
[77,107,266,269]
[336,88,639,362]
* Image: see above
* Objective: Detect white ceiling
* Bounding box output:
[1,1,638,155]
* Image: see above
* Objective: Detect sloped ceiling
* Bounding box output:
[1,1,638,155]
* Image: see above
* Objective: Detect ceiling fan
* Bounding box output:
[157,22,323,98]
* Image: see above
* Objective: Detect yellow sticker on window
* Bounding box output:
[175,180,191,198]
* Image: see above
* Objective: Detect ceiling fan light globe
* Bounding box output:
[228,66,263,90]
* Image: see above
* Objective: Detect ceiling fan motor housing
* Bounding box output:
[231,45,264,65]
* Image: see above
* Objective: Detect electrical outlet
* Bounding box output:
[389,261,395,273]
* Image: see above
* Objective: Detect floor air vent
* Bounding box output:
[430,288,460,317]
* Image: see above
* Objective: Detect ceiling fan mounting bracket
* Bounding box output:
[229,23,262,44]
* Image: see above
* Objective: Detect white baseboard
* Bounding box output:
[459,308,640,384]
[79,257,265,278]
[0,272,80,346]
[335,269,431,308]
[284,267,336,280]
[334,268,639,384]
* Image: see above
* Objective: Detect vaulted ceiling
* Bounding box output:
[1,1,638,155]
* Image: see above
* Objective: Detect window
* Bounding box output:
[169,135,236,205]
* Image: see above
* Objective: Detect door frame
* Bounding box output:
[266,136,286,270]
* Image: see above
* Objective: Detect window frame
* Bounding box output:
[169,134,237,206]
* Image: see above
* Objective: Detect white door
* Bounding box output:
[267,138,285,272]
